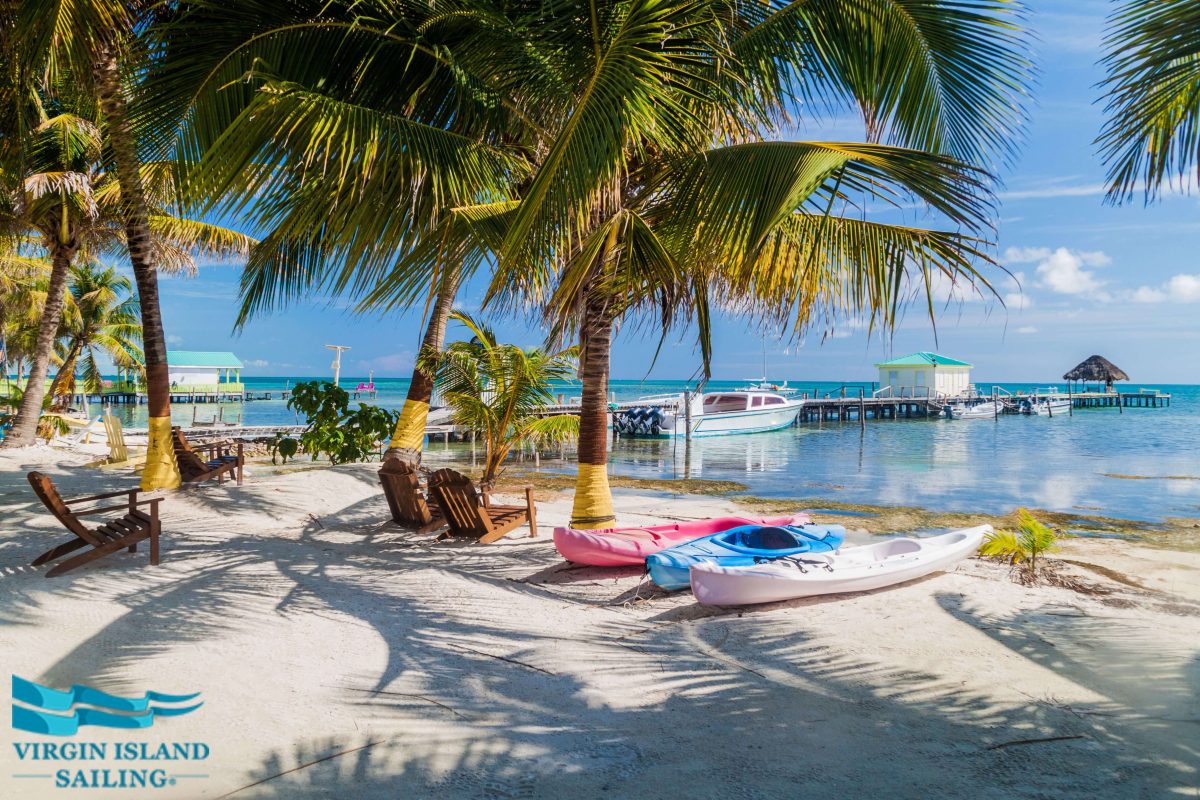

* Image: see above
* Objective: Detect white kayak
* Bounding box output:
[689,525,992,606]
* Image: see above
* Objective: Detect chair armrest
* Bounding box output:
[190,440,231,454]
[74,497,161,517]
[65,488,137,504]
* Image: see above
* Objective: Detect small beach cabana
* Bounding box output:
[876,352,972,398]
[1063,355,1129,392]
[167,350,243,392]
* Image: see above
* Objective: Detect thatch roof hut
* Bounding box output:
[1063,355,1129,390]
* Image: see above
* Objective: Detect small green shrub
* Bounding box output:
[980,508,1061,578]
[269,432,300,464]
[287,381,399,465]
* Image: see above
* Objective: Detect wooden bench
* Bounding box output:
[428,468,536,544]
[378,458,445,534]
[26,472,161,577]
[172,427,244,485]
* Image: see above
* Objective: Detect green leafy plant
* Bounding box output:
[430,312,578,489]
[287,381,398,465]
[268,432,299,464]
[980,509,1061,579]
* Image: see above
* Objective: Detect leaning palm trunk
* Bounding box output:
[93,47,179,489]
[569,293,616,529]
[3,245,73,446]
[47,342,82,408]
[384,264,462,465]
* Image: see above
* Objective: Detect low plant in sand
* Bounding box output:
[980,509,1061,579]
[287,382,399,465]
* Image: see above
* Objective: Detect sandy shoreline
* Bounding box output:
[2,446,1197,798]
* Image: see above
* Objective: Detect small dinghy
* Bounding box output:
[690,525,991,606]
[645,524,845,590]
[552,514,811,567]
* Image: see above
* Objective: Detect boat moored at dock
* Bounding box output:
[613,389,802,437]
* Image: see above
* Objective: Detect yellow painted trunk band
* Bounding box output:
[570,462,616,529]
[140,416,181,491]
[388,399,430,451]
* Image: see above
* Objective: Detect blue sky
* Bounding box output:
[154,1,1199,384]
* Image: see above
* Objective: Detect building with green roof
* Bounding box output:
[875,352,972,398]
[167,351,244,393]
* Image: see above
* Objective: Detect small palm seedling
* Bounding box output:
[980,509,1061,580]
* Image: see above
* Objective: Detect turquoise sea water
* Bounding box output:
[104,377,1200,523]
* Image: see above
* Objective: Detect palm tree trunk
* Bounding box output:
[2,244,72,447]
[47,341,82,408]
[569,292,616,529]
[93,46,179,489]
[383,264,462,465]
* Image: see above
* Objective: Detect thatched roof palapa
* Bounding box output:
[1063,355,1129,383]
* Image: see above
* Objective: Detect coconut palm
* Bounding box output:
[431,311,578,489]
[46,260,142,407]
[0,98,253,448]
[11,0,255,484]
[1098,0,1200,202]
[151,0,1031,527]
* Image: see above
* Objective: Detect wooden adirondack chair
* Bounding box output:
[26,472,161,577]
[91,412,148,471]
[172,427,244,485]
[428,468,537,544]
[378,458,446,534]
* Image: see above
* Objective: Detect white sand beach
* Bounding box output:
[2,447,1198,799]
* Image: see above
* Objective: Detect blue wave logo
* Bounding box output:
[11,675,202,736]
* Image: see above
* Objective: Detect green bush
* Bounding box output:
[287,381,399,465]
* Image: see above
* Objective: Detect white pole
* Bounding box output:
[325,345,350,387]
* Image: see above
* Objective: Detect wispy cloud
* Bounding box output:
[1131,274,1200,304]
[999,183,1107,201]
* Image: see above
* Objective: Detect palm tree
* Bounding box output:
[14,0,255,484]
[0,99,253,449]
[1098,0,1200,201]
[432,311,578,489]
[46,260,142,408]
[152,1,1031,527]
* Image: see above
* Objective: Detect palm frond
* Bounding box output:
[1098,0,1200,202]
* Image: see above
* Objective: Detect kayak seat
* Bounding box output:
[738,527,798,550]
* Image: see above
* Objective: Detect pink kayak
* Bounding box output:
[552,514,812,567]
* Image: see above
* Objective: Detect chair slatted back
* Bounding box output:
[103,412,128,462]
[428,468,490,537]
[378,458,432,526]
[171,428,210,480]
[26,472,100,544]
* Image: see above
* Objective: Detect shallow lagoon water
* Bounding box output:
[105,378,1199,523]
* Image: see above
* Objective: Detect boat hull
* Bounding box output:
[552,514,811,567]
[690,525,991,605]
[646,524,845,590]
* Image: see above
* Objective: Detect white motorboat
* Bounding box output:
[613,389,802,437]
[942,400,1002,419]
[690,525,992,605]
[1020,396,1071,416]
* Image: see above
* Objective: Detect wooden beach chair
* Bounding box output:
[428,468,537,544]
[89,412,148,471]
[172,427,244,486]
[25,472,161,577]
[378,458,445,534]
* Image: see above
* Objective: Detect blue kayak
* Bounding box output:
[646,524,845,590]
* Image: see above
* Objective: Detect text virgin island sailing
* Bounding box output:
[1,1,1198,798]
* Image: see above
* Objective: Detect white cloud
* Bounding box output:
[166,334,184,345]
[999,183,1106,202]
[1004,292,1033,310]
[1131,273,1200,303]
[1028,247,1110,298]
[1015,325,1038,334]
[244,358,269,368]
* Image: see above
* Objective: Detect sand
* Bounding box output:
[1,444,1197,799]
